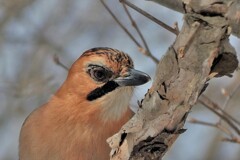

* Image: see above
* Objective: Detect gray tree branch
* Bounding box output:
[107,1,238,159]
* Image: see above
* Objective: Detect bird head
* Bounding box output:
[57,47,151,121]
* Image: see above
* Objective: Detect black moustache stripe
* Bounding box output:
[87,81,119,101]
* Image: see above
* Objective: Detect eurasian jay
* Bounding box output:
[19,47,150,160]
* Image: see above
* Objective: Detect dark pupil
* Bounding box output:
[94,69,105,80]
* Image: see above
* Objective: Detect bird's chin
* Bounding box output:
[98,86,134,122]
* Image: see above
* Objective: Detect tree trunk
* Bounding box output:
[107,1,239,159]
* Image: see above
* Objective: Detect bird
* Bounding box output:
[19,47,151,160]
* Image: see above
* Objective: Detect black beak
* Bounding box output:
[114,68,151,86]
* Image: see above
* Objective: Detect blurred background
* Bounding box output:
[0,0,239,159]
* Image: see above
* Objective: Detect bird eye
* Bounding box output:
[93,68,106,81]
[88,65,112,82]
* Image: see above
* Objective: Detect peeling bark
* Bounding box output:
[107,1,239,160]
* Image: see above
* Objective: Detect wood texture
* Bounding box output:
[107,1,239,159]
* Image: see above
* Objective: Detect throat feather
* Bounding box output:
[100,86,134,122]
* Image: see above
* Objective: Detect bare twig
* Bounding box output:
[122,3,158,63]
[222,83,240,110]
[189,117,240,144]
[173,22,180,33]
[99,0,141,48]
[219,83,240,126]
[188,117,234,137]
[199,95,240,135]
[100,0,159,63]
[222,137,240,144]
[53,54,69,71]
[200,95,240,126]
[120,0,179,35]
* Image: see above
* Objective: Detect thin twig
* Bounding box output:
[189,117,240,144]
[219,83,240,125]
[198,95,240,135]
[120,0,179,35]
[219,109,240,127]
[122,3,158,63]
[99,0,141,48]
[222,83,240,110]
[222,137,240,144]
[53,54,69,71]
[100,0,159,63]
[200,94,240,126]
[173,22,180,33]
[188,117,234,137]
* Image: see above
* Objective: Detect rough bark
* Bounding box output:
[107,1,239,160]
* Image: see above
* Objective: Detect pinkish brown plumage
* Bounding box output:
[19,47,150,160]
